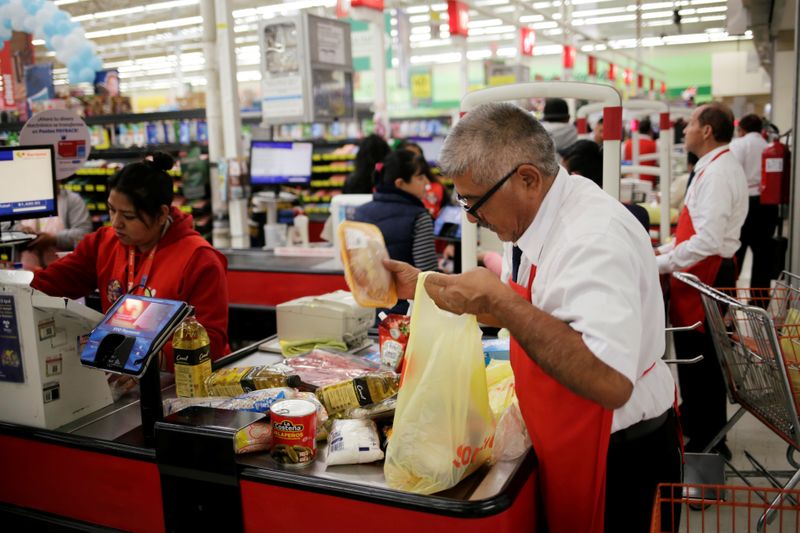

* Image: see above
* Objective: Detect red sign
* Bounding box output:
[335,0,349,17]
[650,78,655,92]
[447,0,470,37]
[660,81,667,95]
[351,0,384,10]
[587,55,597,77]
[562,45,576,69]
[637,73,644,89]
[623,68,632,86]
[608,63,616,81]
[0,31,33,118]
[520,27,536,57]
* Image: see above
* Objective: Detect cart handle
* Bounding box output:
[665,321,703,333]
[663,355,704,365]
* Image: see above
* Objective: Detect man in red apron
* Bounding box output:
[656,103,748,458]
[386,102,681,532]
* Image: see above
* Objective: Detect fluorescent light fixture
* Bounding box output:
[582,14,636,24]
[519,15,545,23]
[72,0,198,22]
[405,6,430,14]
[409,14,430,23]
[469,25,517,35]
[493,6,517,14]
[531,21,559,29]
[411,26,432,34]
[468,18,504,28]
[474,0,510,6]
[696,6,727,13]
[85,16,202,40]
[572,7,627,18]
[642,11,674,19]
[641,2,677,10]
[700,15,726,21]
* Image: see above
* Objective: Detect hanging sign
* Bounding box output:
[520,27,536,57]
[588,55,597,77]
[562,45,576,69]
[607,63,616,81]
[20,109,91,180]
[447,1,470,37]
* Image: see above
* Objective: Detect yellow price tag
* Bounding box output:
[411,72,432,100]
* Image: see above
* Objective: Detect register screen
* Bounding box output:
[250,141,313,185]
[0,146,57,220]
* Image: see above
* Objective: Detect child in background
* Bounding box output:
[354,150,438,313]
[396,140,448,218]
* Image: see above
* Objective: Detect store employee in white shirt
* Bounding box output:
[656,103,748,459]
[730,114,777,291]
[385,103,680,533]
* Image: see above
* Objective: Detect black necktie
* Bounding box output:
[511,245,522,283]
[685,169,696,196]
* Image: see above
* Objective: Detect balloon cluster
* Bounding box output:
[0,0,102,84]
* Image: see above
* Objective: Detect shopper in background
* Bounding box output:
[730,114,777,291]
[540,98,578,152]
[670,152,699,211]
[623,117,659,185]
[656,103,748,459]
[355,150,438,313]
[385,103,680,533]
[396,139,449,218]
[561,139,651,232]
[592,117,604,145]
[16,187,93,269]
[31,152,230,370]
[343,134,391,194]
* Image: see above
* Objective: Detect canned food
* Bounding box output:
[269,399,317,467]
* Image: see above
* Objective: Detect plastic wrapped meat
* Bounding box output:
[279,349,384,387]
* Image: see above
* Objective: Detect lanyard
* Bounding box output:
[127,245,158,294]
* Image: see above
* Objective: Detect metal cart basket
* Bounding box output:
[672,271,800,529]
[651,483,800,532]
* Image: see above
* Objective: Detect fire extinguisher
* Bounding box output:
[761,137,791,205]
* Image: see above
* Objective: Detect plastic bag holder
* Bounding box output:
[154,406,265,532]
[138,353,163,446]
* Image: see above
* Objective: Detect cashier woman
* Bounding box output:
[31,152,230,370]
[385,103,680,533]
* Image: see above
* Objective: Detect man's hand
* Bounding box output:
[424,267,510,316]
[26,232,56,251]
[383,259,420,300]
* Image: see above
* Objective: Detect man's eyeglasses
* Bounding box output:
[456,164,522,219]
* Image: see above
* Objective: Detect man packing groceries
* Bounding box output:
[656,103,748,460]
[384,102,681,533]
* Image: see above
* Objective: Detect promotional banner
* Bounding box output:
[588,55,597,77]
[24,63,54,118]
[94,69,120,97]
[520,27,535,57]
[607,63,616,81]
[447,0,469,37]
[20,109,92,180]
[0,31,33,119]
[562,44,576,69]
[410,67,433,107]
[351,0,384,9]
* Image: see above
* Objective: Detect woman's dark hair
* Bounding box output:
[396,139,441,185]
[109,151,175,222]
[562,140,603,187]
[343,134,390,194]
[374,149,425,190]
[738,114,763,134]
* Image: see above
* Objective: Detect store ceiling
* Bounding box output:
[41,0,752,92]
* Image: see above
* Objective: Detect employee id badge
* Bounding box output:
[80,294,190,378]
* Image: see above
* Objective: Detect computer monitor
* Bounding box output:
[0,145,58,222]
[406,136,446,165]
[250,141,313,185]
[433,205,462,239]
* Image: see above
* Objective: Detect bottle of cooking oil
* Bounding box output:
[173,315,211,397]
[316,373,399,415]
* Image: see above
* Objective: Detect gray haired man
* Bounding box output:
[385,102,681,532]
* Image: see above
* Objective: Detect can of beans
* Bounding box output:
[269,399,317,467]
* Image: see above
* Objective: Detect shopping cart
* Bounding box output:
[672,271,800,529]
[651,483,800,532]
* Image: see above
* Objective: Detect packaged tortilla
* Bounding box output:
[338,221,397,308]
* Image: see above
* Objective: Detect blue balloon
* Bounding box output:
[0,0,11,7]
[25,0,45,15]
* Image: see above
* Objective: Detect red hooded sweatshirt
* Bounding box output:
[32,207,230,371]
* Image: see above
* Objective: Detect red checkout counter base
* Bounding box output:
[224,249,349,308]
[0,342,539,533]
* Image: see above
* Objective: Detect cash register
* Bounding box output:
[0,270,113,429]
[276,291,374,350]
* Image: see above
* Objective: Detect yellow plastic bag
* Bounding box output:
[384,272,495,494]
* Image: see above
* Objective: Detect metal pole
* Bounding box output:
[200,0,229,248]
[214,0,247,249]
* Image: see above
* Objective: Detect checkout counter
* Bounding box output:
[0,283,537,533]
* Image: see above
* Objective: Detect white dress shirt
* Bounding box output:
[730,132,768,196]
[500,167,674,432]
[656,145,749,274]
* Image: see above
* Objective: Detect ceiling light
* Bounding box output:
[409,14,430,23]
[468,18,504,28]
[519,15,545,23]
[582,14,637,24]
[696,6,727,13]
[474,0,510,6]
[572,7,627,18]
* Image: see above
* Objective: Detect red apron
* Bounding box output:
[668,149,729,329]
[510,266,613,533]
